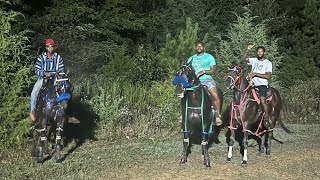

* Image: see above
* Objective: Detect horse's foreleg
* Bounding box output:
[242,131,249,165]
[180,132,190,165]
[259,134,266,155]
[266,130,273,156]
[202,133,210,167]
[55,106,66,163]
[227,129,235,161]
[37,116,47,163]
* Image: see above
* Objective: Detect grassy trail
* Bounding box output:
[1,124,320,180]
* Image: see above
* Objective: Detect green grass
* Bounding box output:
[1,124,320,180]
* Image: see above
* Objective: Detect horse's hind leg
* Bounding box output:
[202,133,210,167]
[227,129,236,161]
[266,116,276,156]
[180,132,190,165]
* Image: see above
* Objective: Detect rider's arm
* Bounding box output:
[35,54,44,78]
[57,55,64,72]
[242,49,250,62]
[251,72,271,79]
[242,44,255,62]
[204,65,216,75]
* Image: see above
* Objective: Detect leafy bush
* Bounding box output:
[281,79,320,124]
[0,9,31,147]
[73,77,180,140]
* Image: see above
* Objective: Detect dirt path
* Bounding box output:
[1,124,320,180]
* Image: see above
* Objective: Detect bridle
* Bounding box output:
[225,65,252,93]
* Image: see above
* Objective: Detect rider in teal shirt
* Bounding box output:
[187,52,216,81]
[186,42,222,126]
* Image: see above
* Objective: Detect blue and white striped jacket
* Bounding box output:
[35,52,64,79]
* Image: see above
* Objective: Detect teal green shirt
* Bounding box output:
[187,52,216,80]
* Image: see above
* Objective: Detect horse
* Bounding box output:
[31,72,71,163]
[172,63,223,167]
[224,64,291,165]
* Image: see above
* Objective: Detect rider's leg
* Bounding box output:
[258,86,270,129]
[209,87,222,126]
[30,79,43,124]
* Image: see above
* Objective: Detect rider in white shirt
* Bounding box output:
[242,45,272,129]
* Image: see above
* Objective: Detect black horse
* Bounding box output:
[173,63,223,167]
[31,72,71,163]
[224,64,291,165]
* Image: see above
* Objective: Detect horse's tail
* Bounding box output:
[272,136,284,144]
[278,116,292,134]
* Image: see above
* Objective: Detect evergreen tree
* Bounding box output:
[159,18,212,73]
[216,9,282,85]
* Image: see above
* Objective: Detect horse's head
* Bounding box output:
[225,64,245,90]
[42,72,71,103]
[172,63,197,98]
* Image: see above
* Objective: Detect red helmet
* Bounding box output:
[45,38,55,46]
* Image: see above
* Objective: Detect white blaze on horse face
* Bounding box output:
[228,146,233,159]
[243,149,248,162]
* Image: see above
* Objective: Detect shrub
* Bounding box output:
[281,79,320,124]
[0,9,31,147]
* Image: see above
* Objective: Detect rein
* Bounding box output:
[183,84,215,135]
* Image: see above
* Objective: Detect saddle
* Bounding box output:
[251,87,273,104]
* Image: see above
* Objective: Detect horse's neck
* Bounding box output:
[233,77,249,105]
[46,80,57,99]
[185,88,203,106]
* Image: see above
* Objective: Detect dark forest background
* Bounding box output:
[1,0,319,147]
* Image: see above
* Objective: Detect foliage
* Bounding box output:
[216,9,282,85]
[159,18,213,74]
[0,9,31,147]
[72,78,180,140]
[281,79,320,124]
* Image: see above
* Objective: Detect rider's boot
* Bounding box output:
[28,111,36,138]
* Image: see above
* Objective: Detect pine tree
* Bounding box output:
[216,9,282,85]
[159,18,212,73]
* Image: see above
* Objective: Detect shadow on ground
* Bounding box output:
[63,96,99,158]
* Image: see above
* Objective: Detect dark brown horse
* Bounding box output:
[224,64,290,165]
[173,63,223,167]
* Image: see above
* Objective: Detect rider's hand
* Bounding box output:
[43,71,52,78]
[247,44,255,51]
[196,71,205,78]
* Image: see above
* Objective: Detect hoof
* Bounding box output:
[205,163,211,167]
[56,158,63,163]
[37,157,44,163]
[242,161,248,166]
[266,154,271,157]
[227,157,232,162]
[180,159,187,165]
